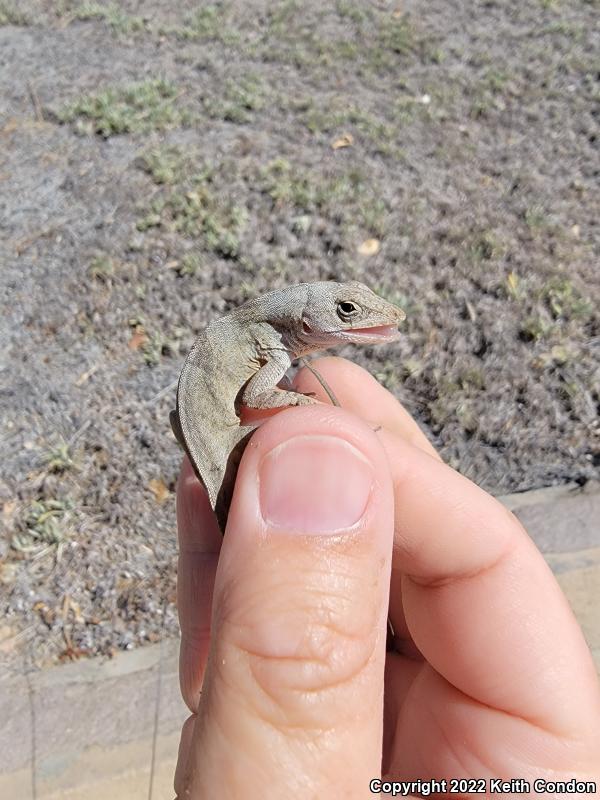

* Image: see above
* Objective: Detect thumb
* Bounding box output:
[178,405,394,799]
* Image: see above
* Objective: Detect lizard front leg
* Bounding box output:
[242,351,318,410]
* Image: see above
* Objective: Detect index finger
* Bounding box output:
[293,356,441,460]
[177,456,222,712]
[380,429,600,738]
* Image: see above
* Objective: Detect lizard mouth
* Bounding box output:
[302,322,401,341]
[343,324,400,339]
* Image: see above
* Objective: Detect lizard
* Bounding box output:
[170,281,405,533]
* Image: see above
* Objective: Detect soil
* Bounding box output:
[0,0,598,670]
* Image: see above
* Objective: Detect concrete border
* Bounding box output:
[0,638,186,798]
[1,482,599,797]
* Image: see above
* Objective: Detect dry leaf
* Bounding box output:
[59,646,89,662]
[0,624,15,641]
[64,597,84,624]
[465,300,477,323]
[0,562,19,586]
[149,478,170,505]
[75,364,99,386]
[128,328,148,351]
[358,238,380,256]
[35,601,56,626]
[0,625,17,654]
[1,118,19,135]
[332,133,354,150]
[507,271,519,294]
[550,344,569,365]
[2,500,16,516]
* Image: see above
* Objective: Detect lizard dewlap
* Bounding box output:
[170,281,404,533]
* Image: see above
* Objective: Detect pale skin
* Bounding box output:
[174,357,600,798]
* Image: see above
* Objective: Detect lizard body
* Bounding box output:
[170,281,405,532]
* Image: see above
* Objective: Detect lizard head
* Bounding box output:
[300,281,405,346]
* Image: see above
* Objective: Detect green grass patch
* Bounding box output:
[518,277,592,342]
[377,15,415,56]
[335,0,372,24]
[135,152,389,264]
[176,252,204,276]
[524,204,548,230]
[263,0,302,34]
[138,145,186,185]
[482,67,509,93]
[302,100,395,152]
[505,271,526,302]
[359,197,388,238]
[142,331,170,366]
[59,78,188,137]
[542,277,593,321]
[0,1,29,25]
[252,6,424,75]
[161,5,240,45]
[258,158,367,214]
[71,2,145,34]
[538,20,584,39]
[203,75,267,123]
[12,499,75,554]
[258,158,388,237]
[127,318,180,365]
[466,65,511,118]
[469,231,502,263]
[137,169,248,259]
[88,254,117,281]
[519,315,554,342]
[43,441,76,473]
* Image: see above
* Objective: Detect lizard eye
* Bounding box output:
[337,300,360,320]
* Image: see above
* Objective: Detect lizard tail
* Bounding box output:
[171,408,255,534]
[212,424,255,533]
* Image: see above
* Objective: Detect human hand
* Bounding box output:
[174,357,600,798]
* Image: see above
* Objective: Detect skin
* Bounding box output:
[174,357,600,799]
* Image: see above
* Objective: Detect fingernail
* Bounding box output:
[259,435,373,532]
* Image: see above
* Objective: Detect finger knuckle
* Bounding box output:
[214,577,381,730]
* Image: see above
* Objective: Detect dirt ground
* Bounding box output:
[0,0,598,669]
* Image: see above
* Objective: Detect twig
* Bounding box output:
[148,599,168,800]
[74,364,99,386]
[147,378,178,406]
[67,418,92,448]
[0,625,34,652]
[27,81,44,123]
[298,358,340,407]
[23,656,38,800]
[14,223,64,255]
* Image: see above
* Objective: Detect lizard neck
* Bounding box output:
[279,325,334,359]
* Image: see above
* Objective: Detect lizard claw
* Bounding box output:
[293,393,319,405]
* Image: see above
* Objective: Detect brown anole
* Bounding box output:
[170,281,405,532]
